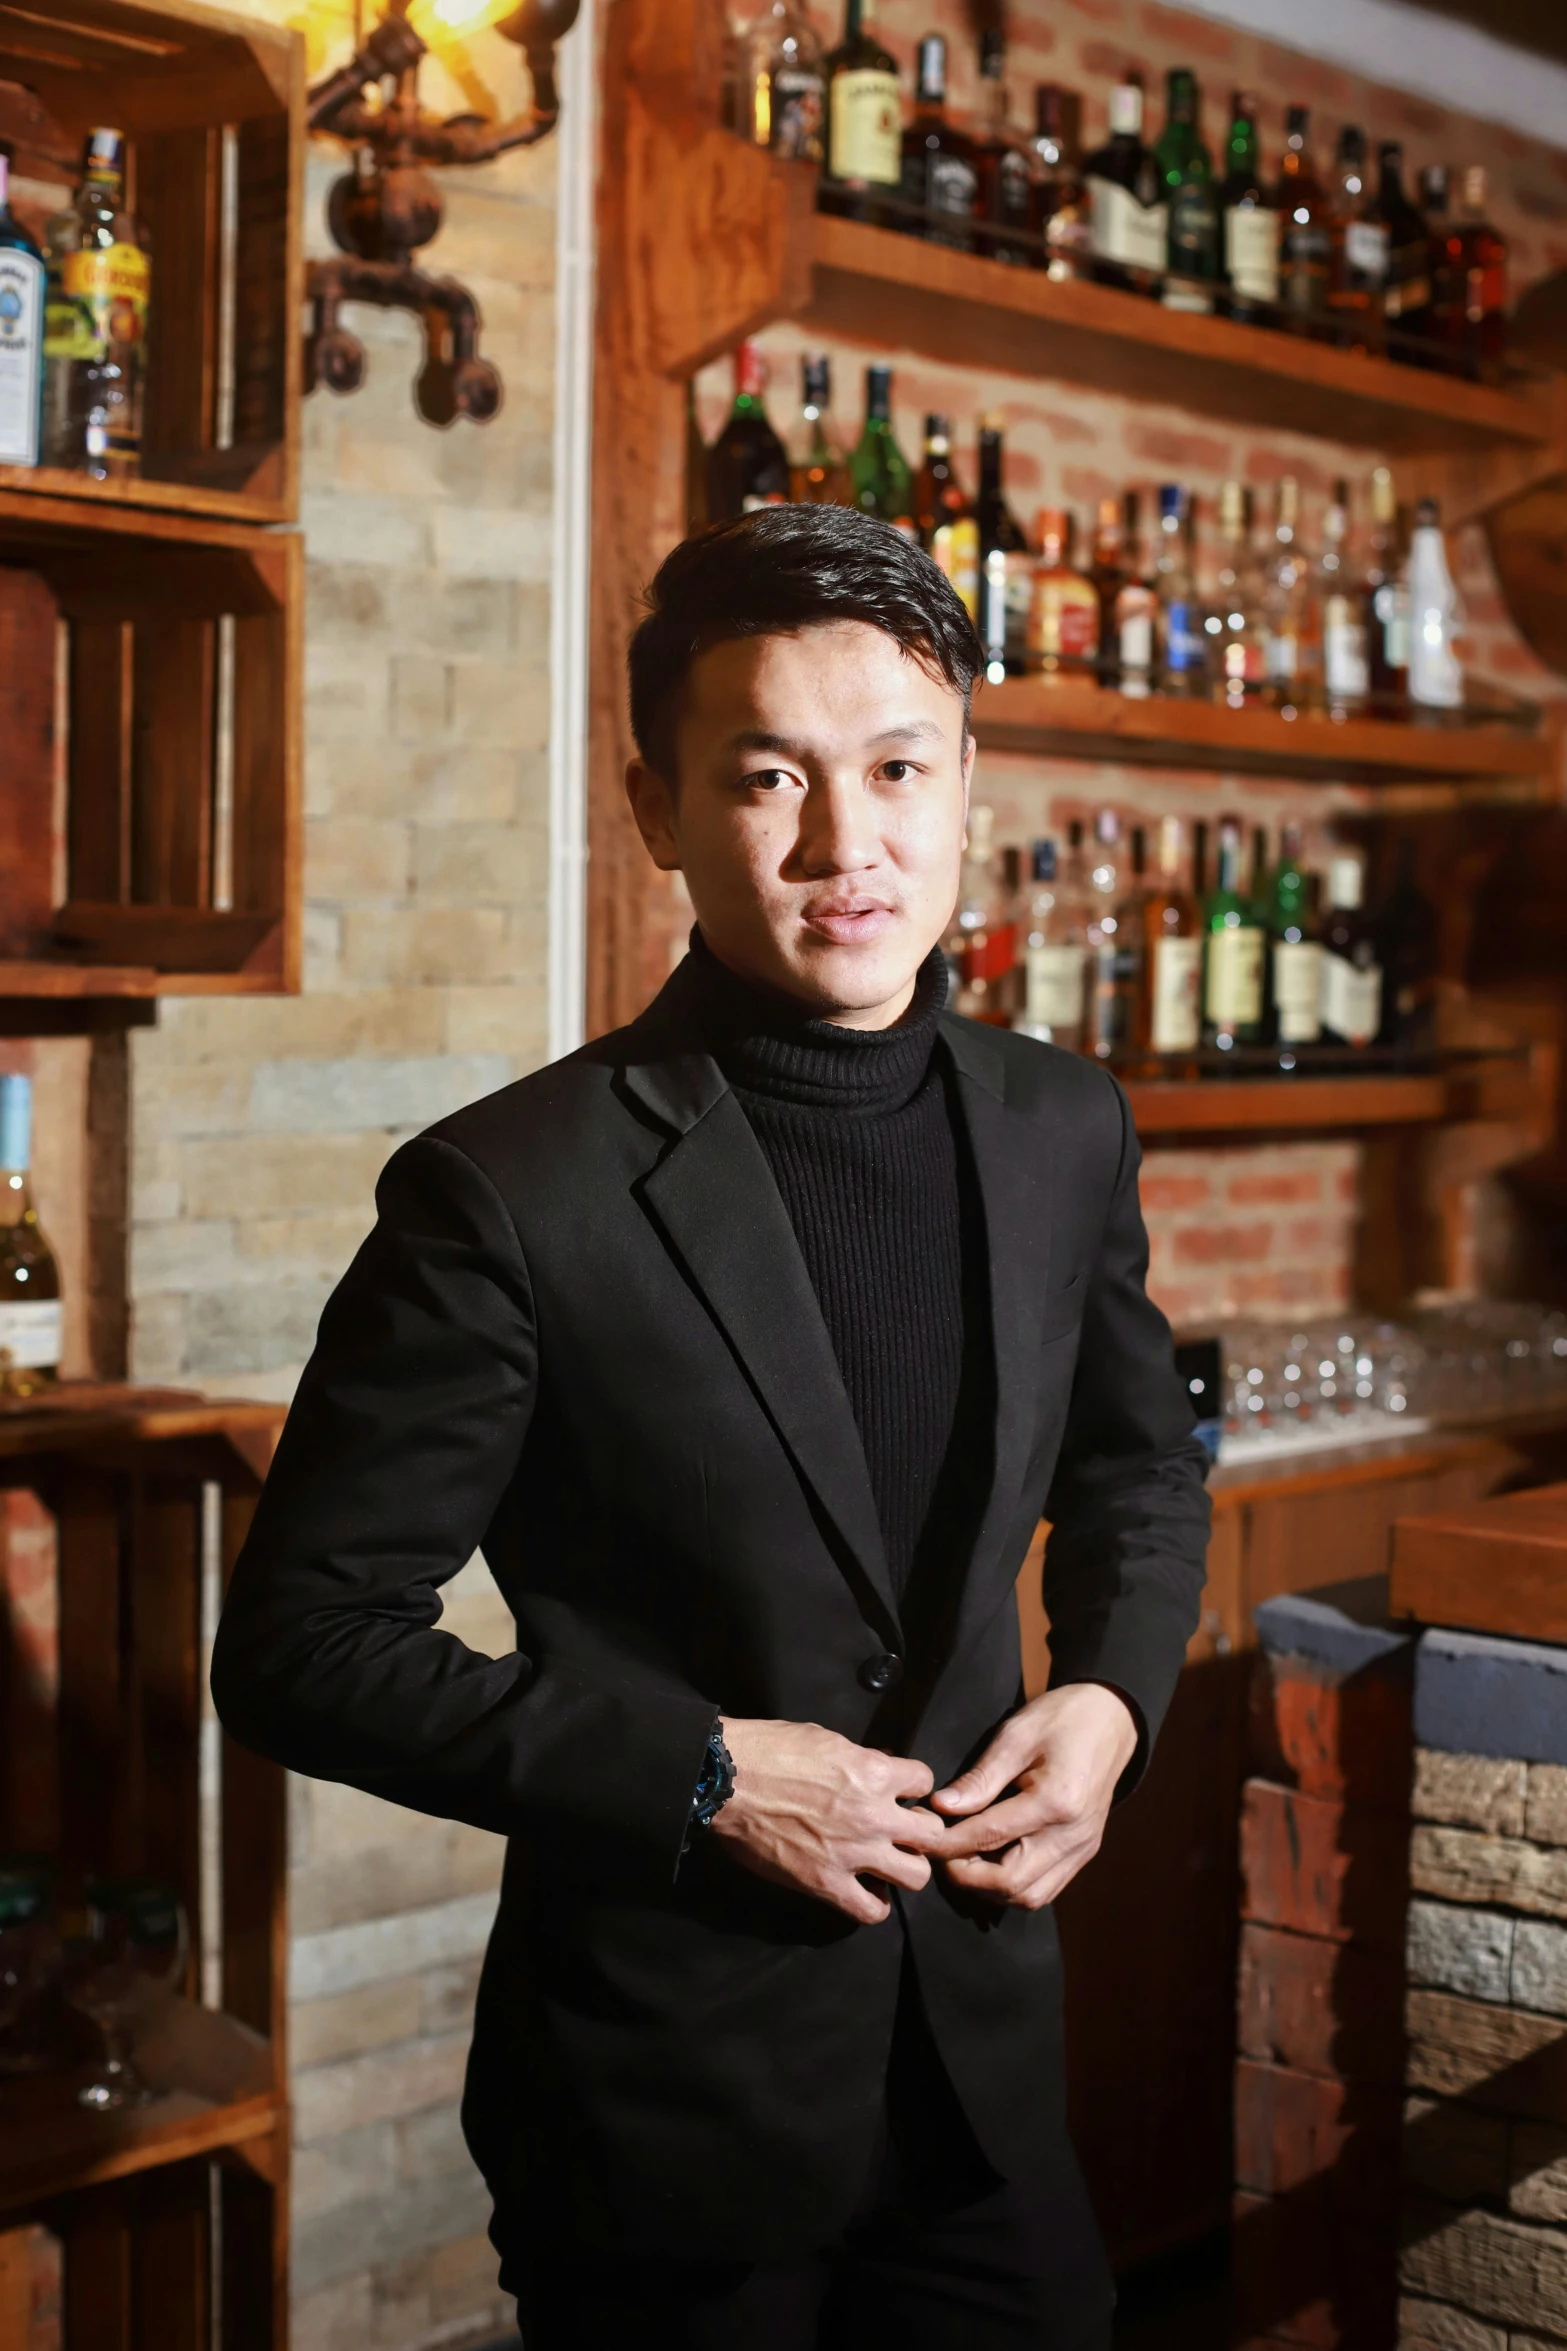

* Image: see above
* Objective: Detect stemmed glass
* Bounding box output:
[60,1879,187,2112]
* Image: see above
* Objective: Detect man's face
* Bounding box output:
[625,621,973,1029]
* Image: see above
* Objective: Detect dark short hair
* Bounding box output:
[627,505,984,780]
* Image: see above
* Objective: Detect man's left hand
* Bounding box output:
[928,1684,1139,1911]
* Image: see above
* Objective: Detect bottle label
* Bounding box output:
[1205,925,1264,1026]
[1150,936,1202,1053]
[926,154,978,217]
[50,242,150,359]
[1164,600,1204,674]
[1272,938,1323,1043]
[1266,628,1299,681]
[771,66,825,162]
[1167,182,1220,279]
[1321,951,1381,1044]
[1025,941,1086,1032]
[1344,218,1390,281]
[0,1299,62,1370]
[1384,257,1431,319]
[1118,603,1153,673]
[1323,604,1369,699]
[1375,580,1411,672]
[1030,578,1099,663]
[1087,176,1167,274]
[0,247,44,467]
[963,921,1016,986]
[1409,619,1463,708]
[829,69,902,185]
[1279,221,1331,312]
[931,514,979,620]
[996,147,1033,228]
[1224,204,1279,302]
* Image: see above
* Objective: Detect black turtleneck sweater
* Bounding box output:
[687,934,990,1609]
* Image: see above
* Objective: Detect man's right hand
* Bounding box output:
[709,1717,946,1925]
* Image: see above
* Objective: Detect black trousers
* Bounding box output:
[510,1961,1115,2351]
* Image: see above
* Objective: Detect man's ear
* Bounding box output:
[625,759,681,873]
[959,730,976,840]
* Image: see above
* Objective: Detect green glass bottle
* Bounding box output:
[1202,814,1266,1051]
[1265,822,1322,1050]
[1157,68,1219,313]
[0,140,45,469]
[848,363,914,532]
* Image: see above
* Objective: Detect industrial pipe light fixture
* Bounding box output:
[304,0,579,425]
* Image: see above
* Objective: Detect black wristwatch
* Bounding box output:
[688,1723,736,1834]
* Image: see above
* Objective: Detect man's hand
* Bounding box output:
[928,1684,1138,1912]
[711,1718,948,1926]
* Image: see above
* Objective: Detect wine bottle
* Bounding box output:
[0,1076,62,1397]
[1265,824,1322,1050]
[1203,816,1266,1051]
[821,0,901,224]
[848,363,914,532]
[1319,855,1382,1047]
[0,141,44,469]
[788,355,850,506]
[1027,508,1099,679]
[1140,814,1202,1059]
[1156,67,1220,313]
[1219,90,1277,323]
[975,416,1031,680]
[1083,73,1166,295]
[706,341,790,520]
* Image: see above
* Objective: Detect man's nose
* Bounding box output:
[798,776,877,875]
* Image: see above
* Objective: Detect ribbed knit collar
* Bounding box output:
[685,928,949,1114]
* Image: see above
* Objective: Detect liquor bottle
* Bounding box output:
[1208,479,1266,706]
[1327,124,1388,353]
[1265,823,1322,1049]
[1030,85,1092,280]
[1319,855,1382,1047]
[1083,73,1166,296]
[1262,477,1320,710]
[706,341,790,520]
[1113,492,1157,698]
[1406,496,1463,711]
[1319,480,1370,715]
[900,35,976,249]
[975,30,1034,267]
[1273,107,1331,335]
[1364,464,1409,709]
[975,416,1032,681]
[1084,808,1136,1060]
[848,363,915,532]
[1203,815,1266,1051]
[41,128,149,478]
[1027,508,1099,679]
[788,355,850,505]
[1156,68,1220,313]
[1155,484,1205,697]
[0,1075,61,1397]
[1447,168,1507,384]
[1139,814,1202,1058]
[1422,165,1460,367]
[913,414,978,618]
[1374,837,1440,1056]
[0,140,45,470]
[1219,90,1277,324]
[821,0,901,224]
[1087,497,1127,686]
[1015,837,1089,1048]
[1373,142,1432,349]
[735,0,826,161]
[948,804,1015,1020]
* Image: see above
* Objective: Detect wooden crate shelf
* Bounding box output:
[0,494,302,1012]
[0,0,305,528]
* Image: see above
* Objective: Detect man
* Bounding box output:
[212,506,1210,2349]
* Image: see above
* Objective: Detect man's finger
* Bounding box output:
[833,1874,892,1926]
[929,1725,1029,1816]
[877,1754,936,1804]
[935,1786,1079,1858]
[879,1802,949,1854]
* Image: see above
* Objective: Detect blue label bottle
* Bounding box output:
[0,139,44,468]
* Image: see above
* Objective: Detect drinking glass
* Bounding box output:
[60,1879,187,2111]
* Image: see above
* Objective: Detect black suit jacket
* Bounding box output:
[211,958,1211,2259]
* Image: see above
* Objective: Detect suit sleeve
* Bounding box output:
[209,1134,718,1892]
[1040,1076,1211,1781]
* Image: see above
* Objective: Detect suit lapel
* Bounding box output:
[625,1047,901,1642]
[939,1018,1055,1665]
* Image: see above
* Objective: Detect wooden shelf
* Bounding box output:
[0,454,289,530]
[1123,1055,1537,1135]
[804,215,1559,459]
[972,675,1556,789]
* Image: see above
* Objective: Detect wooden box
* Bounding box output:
[0,0,304,526]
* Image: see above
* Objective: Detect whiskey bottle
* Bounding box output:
[1373,142,1433,348]
[706,341,790,519]
[1447,168,1507,384]
[1327,125,1388,353]
[1364,465,1409,709]
[788,355,850,505]
[0,141,45,470]
[1030,86,1091,280]
[1208,479,1266,705]
[1015,837,1089,1048]
[735,0,826,161]
[1113,492,1157,698]
[975,30,1034,266]
[1087,496,1127,685]
[1219,92,1276,323]
[821,0,901,224]
[42,128,149,479]
[1203,816,1266,1051]
[0,1076,62,1397]
[1274,107,1331,334]
[1264,824,1322,1050]
[1319,480,1370,715]
[1084,74,1166,296]
[900,36,977,249]
[1319,856,1382,1047]
[1140,814,1203,1059]
[1262,477,1320,710]
[975,416,1032,680]
[1027,508,1099,679]
[848,363,914,532]
[1156,67,1220,313]
[913,415,978,617]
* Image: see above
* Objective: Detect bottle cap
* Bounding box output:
[802,355,830,404]
[1285,104,1309,138]
[1337,123,1366,161]
[1461,164,1487,210]
[916,34,946,101]
[1032,838,1058,882]
[1378,139,1403,169]
[735,341,767,398]
[1158,813,1185,874]
[1420,162,1450,210]
[979,27,1006,79]
[1276,476,1300,528]
[1230,89,1259,122]
[84,127,126,180]
[1158,484,1185,521]
[1416,496,1440,527]
[0,1073,32,1174]
[1095,806,1120,844]
[1371,464,1396,522]
[924,411,949,444]
[1036,506,1069,551]
[1219,479,1248,531]
[1328,855,1364,909]
[1108,81,1144,136]
[866,362,893,418]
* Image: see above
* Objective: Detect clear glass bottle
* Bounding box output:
[1263,476,1320,711]
[0,1076,61,1397]
[1083,73,1166,296]
[1015,837,1089,1048]
[1114,492,1157,699]
[735,0,826,161]
[1406,495,1463,711]
[1140,813,1202,1059]
[1203,815,1267,1051]
[821,0,901,224]
[1264,823,1322,1051]
[1219,90,1277,324]
[1084,808,1137,1061]
[1028,507,1099,679]
[1156,67,1220,313]
[975,415,1032,680]
[975,29,1035,266]
[788,354,850,506]
[1319,855,1382,1047]
[913,413,978,618]
[847,362,915,532]
[900,34,976,249]
[1030,85,1091,281]
[1208,479,1266,706]
[1319,480,1370,715]
[1364,464,1409,710]
[947,804,1015,1020]
[1273,106,1330,335]
[0,139,45,469]
[1155,483,1206,697]
[42,127,149,479]
[706,340,790,519]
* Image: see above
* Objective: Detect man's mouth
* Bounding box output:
[800,899,898,945]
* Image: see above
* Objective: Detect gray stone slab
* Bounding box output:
[1254,1575,1414,1675]
[1415,1627,1567,1767]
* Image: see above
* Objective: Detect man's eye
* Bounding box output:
[880,760,917,782]
[743,769,796,792]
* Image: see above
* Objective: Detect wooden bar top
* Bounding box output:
[1390,1479,1567,1642]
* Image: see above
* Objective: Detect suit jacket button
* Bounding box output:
[859,1653,903,1694]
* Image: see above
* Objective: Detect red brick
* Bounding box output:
[1240,1781,1409,1947]
[1237,1925,1405,2087]
[1138,1172,1213,1213]
[1235,2059,1402,2220]
[1173,1220,1274,1267]
[1249,1655,1413,1804]
[1138,1,1236,58]
[1126,423,1235,476]
[1228,1170,1323,1208]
